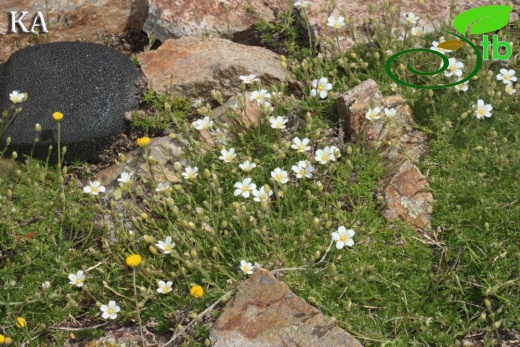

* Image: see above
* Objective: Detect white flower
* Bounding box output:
[329,145,341,160]
[365,107,381,121]
[271,168,289,184]
[234,178,257,198]
[239,74,259,84]
[310,77,333,99]
[250,89,271,107]
[293,0,310,9]
[473,99,493,119]
[454,80,469,92]
[443,58,464,78]
[331,226,355,249]
[327,16,345,30]
[100,300,120,320]
[391,82,398,92]
[315,147,333,164]
[68,270,86,288]
[192,116,214,131]
[496,69,517,85]
[252,186,273,202]
[156,236,175,254]
[404,12,419,25]
[384,108,397,118]
[411,27,423,36]
[291,161,315,179]
[239,160,257,172]
[505,83,516,95]
[430,37,452,54]
[157,280,173,294]
[240,260,254,275]
[117,171,135,186]
[155,182,170,192]
[219,148,237,162]
[182,166,198,180]
[192,98,204,109]
[210,128,228,145]
[9,91,26,104]
[42,281,51,289]
[291,137,311,152]
[269,116,288,129]
[83,181,106,195]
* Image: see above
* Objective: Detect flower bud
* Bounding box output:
[149,245,158,255]
[11,151,17,159]
[478,312,487,322]
[35,123,41,132]
[143,235,156,243]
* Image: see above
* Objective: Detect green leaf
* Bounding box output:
[453,5,513,35]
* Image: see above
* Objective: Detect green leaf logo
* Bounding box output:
[453,5,513,35]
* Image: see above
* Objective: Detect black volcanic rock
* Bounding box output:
[0,42,139,163]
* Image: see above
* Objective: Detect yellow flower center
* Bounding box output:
[244,266,250,272]
[226,155,233,161]
[108,308,115,315]
[299,168,306,175]
[504,75,510,81]
[275,174,284,181]
[91,186,98,193]
[318,85,325,91]
[340,234,348,242]
[242,186,249,191]
[164,245,172,252]
[76,278,83,285]
[162,287,169,293]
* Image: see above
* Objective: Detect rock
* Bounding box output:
[0,0,148,63]
[382,160,433,229]
[86,326,168,347]
[93,136,183,187]
[143,0,290,44]
[136,37,290,104]
[0,42,139,163]
[210,268,363,347]
[304,0,517,54]
[337,79,433,229]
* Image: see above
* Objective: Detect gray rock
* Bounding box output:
[0,42,139,163]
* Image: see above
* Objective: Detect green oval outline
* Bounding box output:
[385,31,483,89]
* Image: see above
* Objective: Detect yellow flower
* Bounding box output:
[136,136,151,148]
[3,336,12,345]
[15,317,26,328]
[126,254,142,268]
[190,285,204,299]
[0,334,5,343]
[52,112,64,122]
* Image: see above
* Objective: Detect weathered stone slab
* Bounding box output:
[337,79,433,229]
[0,42,139,163]
[0,0,147,62]
[210,269,363,347]
[143,0,291,44]
[136,37,289,104]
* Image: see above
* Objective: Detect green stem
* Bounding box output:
[133,268,146,347]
